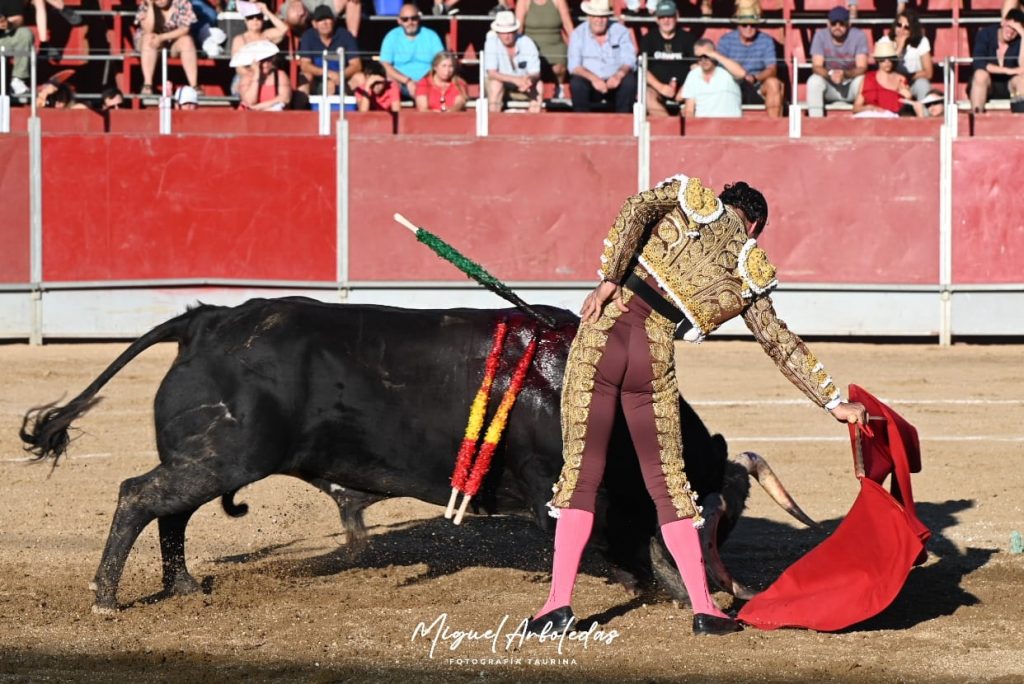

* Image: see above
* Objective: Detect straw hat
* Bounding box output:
[581,0,614,17]
[873,38,898,60]
[229,39,280,67]
[490,10,520,33]
[732,0,764,24]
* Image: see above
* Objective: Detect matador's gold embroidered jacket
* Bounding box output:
[596,175,843,410]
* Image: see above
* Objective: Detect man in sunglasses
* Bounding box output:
[380,1,444,99]
[806,5,868,117]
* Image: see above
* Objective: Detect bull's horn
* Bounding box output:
[699,493,757,600]
[733,451,819,529]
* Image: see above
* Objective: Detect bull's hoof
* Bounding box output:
[692,613,742,636]
[88,581,98,592]
[164,574,202,596]
[91,603,118,615]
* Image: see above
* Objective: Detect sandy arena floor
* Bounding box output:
[0,339,1022,682]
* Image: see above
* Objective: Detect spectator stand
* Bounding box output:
[0,0,1018,118]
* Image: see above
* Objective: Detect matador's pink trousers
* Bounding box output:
[536,287,727,620]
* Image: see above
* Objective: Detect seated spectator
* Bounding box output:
[567,0,637,113]
[36,79,87,109]
[231,1,288,94]
[188,0,227,57]
[717,0,783,118]
[8,0,82,46]
[681,38,745,118]
[281,0,360,36]
[484,10,542,113]
[299,4,362,95]
[516,0,574,100]
[353,59,401,112]
[969,9,1024,114]
[174,84,199,109]
[233,39,291,110]
[910,89,944,118]
[92,86,125,113]
[380,2,444,99]
[135,0,200,96]
[640,0,694,118]
[232,1,288,57]
[852,39,909,117]
[431,0,459,15]
[891,8,932,105]
[806,5,868,117]
[0,0,33,95]
[415,50,467,112]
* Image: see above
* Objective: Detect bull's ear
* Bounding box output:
[712,433,728,458]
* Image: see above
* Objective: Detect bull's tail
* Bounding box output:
[221,489,249,517]
[19,306,216,465]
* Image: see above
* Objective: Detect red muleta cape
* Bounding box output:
[737,385,930,631]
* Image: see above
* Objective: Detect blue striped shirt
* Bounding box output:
[717,30,777,75]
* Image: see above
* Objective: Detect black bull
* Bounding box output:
[21,297,806,613]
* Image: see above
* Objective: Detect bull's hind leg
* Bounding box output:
[306,477,383,552]
[158,511,201,596]
[92,463,259,613]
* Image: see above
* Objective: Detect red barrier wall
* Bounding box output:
[42,135,337,281]
[650,138,940,284]
[16,128,1019,288]
[347,135,637,281]
[0,135,30,283]
[951,139,1024,284]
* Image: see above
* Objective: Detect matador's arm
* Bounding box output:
[597,180,681,284]
[742,295,843,410]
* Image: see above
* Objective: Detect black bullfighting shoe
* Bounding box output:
[526,606,575,635]
[692,613,743,636]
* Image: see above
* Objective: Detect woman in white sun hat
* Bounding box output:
[232,40,293,111]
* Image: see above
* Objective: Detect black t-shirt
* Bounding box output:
[0,0,25,19]
[640,28,696,85]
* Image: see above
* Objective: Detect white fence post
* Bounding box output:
[788,56,801,139]
[336,98,349,301]
[159,48,171,134]
[0,47,9,133]
[633,54,646,137]
[319,49,330,136]
[28,48,42,344]
[476,51,488,137]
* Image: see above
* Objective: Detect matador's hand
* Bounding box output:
[580,280,628,324]
[829,401,868,425]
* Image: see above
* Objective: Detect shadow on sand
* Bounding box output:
[203,497,990,631]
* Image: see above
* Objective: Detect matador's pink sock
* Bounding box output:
[660,518,729,618]
[535,508,594,618]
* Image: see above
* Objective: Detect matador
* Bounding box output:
[527,175,868,637]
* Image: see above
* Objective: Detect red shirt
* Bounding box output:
[356,81,400,111]
[415,76,461,112]
[861,71,904,114]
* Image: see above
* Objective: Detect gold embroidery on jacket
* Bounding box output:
[683,177,721,222]
[598,181,682,284]
[640,207,749,337]
[741,296,841,408]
